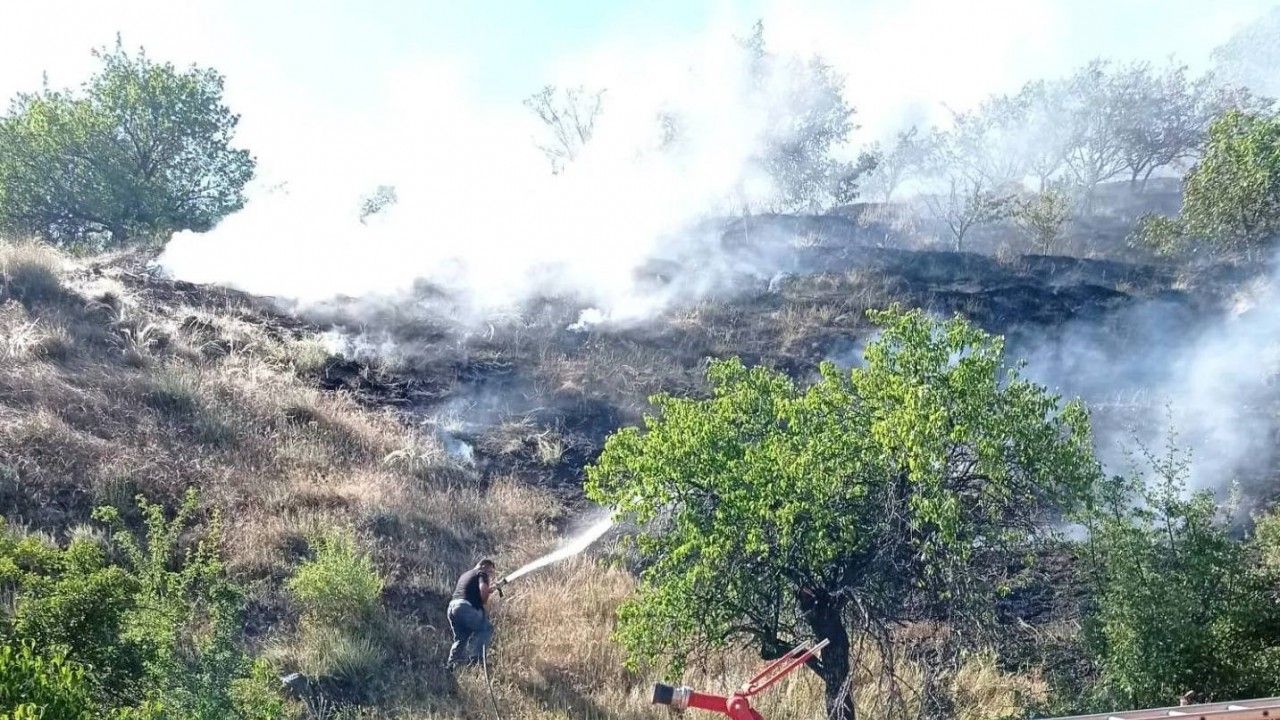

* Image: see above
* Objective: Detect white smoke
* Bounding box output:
[153,2,1277,323]
[1014,256,1280,492]
[159,30,795,324]
[139,3,1280,493]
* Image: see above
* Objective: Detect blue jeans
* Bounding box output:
[447,599,492,665]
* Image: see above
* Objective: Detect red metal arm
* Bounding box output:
[686,691,729,714]
[739,639,830,697]
[650,639,828,720]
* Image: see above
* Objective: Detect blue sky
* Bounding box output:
[2,0,1277,184]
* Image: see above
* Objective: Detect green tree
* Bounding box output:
[1012,188,1072,254]
[586,307,1101,719]
[1078,443,1280,710]
[0,39,254,248]
[1135,110,1280,259]
[1181,110,1280,257]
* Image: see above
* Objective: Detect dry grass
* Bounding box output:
[0,301,71,362]
[477,418,568,468]
[0,240,63,304]
[0,240,1050,719]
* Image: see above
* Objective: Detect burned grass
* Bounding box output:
[0,230,1205,719]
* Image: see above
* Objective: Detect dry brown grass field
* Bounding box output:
[0,240,1052,719]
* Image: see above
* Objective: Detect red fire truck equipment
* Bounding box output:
[650,639,831,720]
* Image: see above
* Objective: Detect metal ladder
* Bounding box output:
[1046,697,1280,720]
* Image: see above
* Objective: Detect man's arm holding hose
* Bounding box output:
[479,574,506,607]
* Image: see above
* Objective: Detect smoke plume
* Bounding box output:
[1011,258,1280,493]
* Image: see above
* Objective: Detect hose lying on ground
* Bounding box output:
[481,642,501,720]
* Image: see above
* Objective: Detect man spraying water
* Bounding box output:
[446,558,500,670]
[443,514,614,673]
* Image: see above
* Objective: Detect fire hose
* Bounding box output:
[650,639,830,720]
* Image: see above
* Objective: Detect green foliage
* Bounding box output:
[1182,110,1280,256]
[1013,189,1072,254]
[0,490,290,719]
[1079,444,1280,709]
[1253,506,1280,573]
[286,531,383,627]
[229,661,296,720]
[0,641,94,720]
[1132,110,1280,259]
[285,531,385,700]
[1143,110,1280,259]
[587,306,1100,709]
[1131,213,1188,259]
[0,39,254,248]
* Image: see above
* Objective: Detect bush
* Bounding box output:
[1131,213,1188,259]
[1,491,292,719]
[287,531,383,626]
[0,641,94,720]
[1012,189,1072,254]
[1078,444,1280,709]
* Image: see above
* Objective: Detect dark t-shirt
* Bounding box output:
[452,567,490,609]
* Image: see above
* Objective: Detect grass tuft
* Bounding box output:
[0,241,63,305]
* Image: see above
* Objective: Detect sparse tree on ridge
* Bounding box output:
[524,84,605,175]
[1013,187,1072,254]
[1114,62,1266,191]
[1059,61,1132,201]
[864,126,930,202]
[945,97,1033,191]
[738,20,862,212]
[1013,80,1073,192]
[0,39,255,248]
[922,174,1012,252]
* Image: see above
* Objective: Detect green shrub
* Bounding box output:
[287,532,383,626]
[1,491,292,719]
[0,641,94,720]
[1078,444,1280,709]
[1136,110,1280,260]
[1131,213,1188,259]
[230,660,298,720]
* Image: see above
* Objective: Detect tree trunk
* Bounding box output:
[1139,166,1157,193]
[802,593,856,720]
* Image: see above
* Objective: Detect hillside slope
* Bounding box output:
[0,241,654,719]
[1,232,1241,719]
